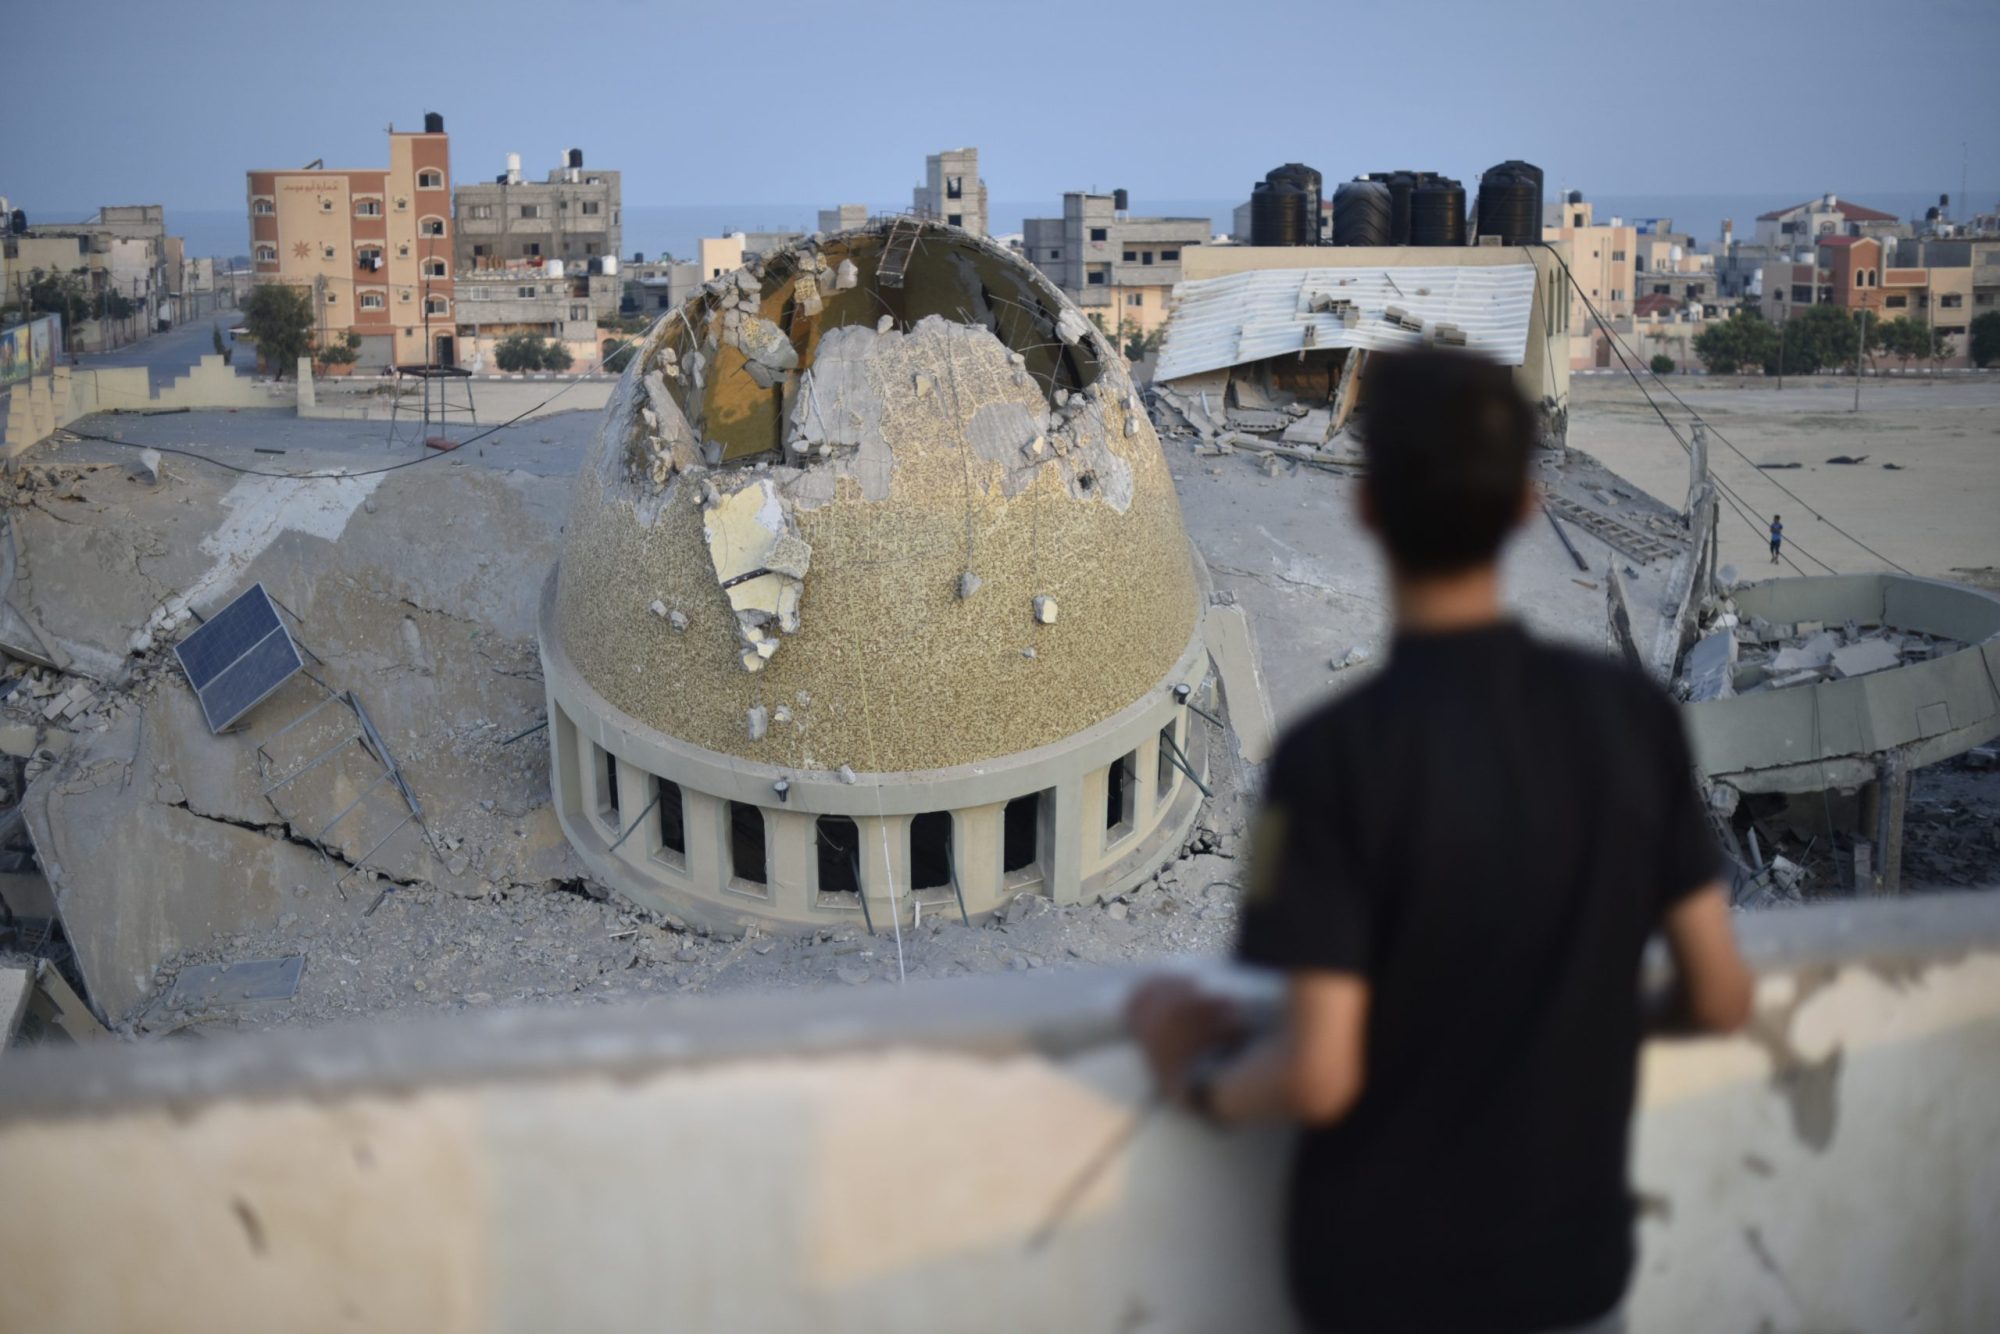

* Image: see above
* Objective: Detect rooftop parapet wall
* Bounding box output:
[3,894,1997,1333]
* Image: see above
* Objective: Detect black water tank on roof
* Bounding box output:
[1476,160,1544,246]
[1250,179,1310,247]
[1410,178,1467,246]
[1266,163,1323,243]
[1332,179,1393,246]
[9,209,24,236]
[568,148,584,169]
[1375,171,1421,244]
[424,111,445,134]
[1113,187,1129,211]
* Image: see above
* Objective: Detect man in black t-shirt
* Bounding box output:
[1128,350,1753,1334]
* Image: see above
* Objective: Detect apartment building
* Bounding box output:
[913,149,987,236]
[1752,195,1902,250]
[1543,192,1636,367]
[246,113,456,368]
[1761,233,1992,365]
[453,150,621,317]
[1023,193,1207,336]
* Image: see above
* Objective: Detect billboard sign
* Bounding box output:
[0,315,60,388]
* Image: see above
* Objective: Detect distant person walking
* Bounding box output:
[1128,349,1753,1334]
[1769,515,1784,565]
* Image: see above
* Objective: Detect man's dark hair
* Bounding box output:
[1356,348,1535,576]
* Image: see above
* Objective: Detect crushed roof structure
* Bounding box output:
[1155,263,1539,383]
[1756,197,1897,223]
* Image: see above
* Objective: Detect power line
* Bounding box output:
[1535,242,1914,576]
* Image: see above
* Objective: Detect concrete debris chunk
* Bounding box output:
[834,258,858,290]
[746,705,769,742]
[1681,629,1738,702]
[956,571,983,600]
[1331,645,1371,671]
[876,315,894,334]
[131,448,163,486]
[703,477,812,670]
[1031,595,1059,625]
[1829,638,1901,680]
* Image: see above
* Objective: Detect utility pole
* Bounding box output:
[1777,314,1785,392]
[1854,303,1868,412]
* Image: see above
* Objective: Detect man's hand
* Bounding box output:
[1124,974,1245,1099]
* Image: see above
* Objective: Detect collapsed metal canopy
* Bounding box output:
[1155,263,1539,382]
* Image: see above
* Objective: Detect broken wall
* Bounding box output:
[1,893,1995,1333]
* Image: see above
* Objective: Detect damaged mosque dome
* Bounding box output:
[539,220,1216,932]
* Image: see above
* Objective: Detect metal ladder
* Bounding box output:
[877,217,919,289]
[1542,493,1685,565]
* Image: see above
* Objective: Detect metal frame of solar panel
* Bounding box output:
[173,583,305,733]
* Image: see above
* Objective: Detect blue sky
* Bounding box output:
[9,0,1998,214]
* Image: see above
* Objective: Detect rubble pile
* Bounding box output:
[1675,599,1961,703]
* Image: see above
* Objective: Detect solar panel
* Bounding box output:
[173,583,304,733]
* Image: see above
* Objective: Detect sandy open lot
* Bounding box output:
[1568,374,2000,586]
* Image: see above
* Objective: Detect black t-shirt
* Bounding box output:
[1238,621,1719,1334]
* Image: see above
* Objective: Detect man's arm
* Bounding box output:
[1205,971,1370,1126]
[1128,971,1370,1128]
[1656,881,1754,1034]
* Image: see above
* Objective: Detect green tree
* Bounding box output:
[99,289,135,322]
[495,332,571,372]
[600,338,635,372]
[1649,353,1675,375]
[1924,323,1954,374]
[1692,308,1778,374]
[241,283,316,379]
[26,271,92,349]
[315,331,359,370]
[1773,304,1859,376]
[1971,310,2000,369]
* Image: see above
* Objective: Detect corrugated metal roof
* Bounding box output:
[1155,263,1539,382]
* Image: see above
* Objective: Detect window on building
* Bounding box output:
[1940,324,1965,338]
[1792,285,1813,303]
[420,218,445,236]
[425,296,448,316]
[581,200,600,215]
[1089,227,1108,242]
[358,247,383,269]
[1886,294,1908,308]
[320,198,334,213]
[417,169,444,189]
[253,199,274,216]
[947,214,963,227]
[397,242,410,258]
[594,746,619,825]
[400,290,412,303]
[1141,251,1154,266]
[1940,293,1964,308]
[728,802,767,888]
[1573,213,1584,227]
[1048,249,1061,261]
[472,244,488,259]
[518,286,536,298]
[324,291,337,304]
[910,812,953,893]
[1104,751,1136,846]
[655,778,686,867]
[520,204,541,220]
[356,199,382,217]
[946,175,964,200]
[394,197,408,212]
[816,815,861,901]
[255,245,276,263]
[360,292,384,310]
[1612,250,1626,261]
[468,204,493,220]
[1086,269,1107,285]
[1126,293,1143,307]
[1976,293,1994,306]
[585,242,599,255]
[422,258,446,278]
[526,242,542,256]
[1123,250,1138,262]
[320,244,335,260]
[1653,284,1671,295]
[1003,792,1047,880]
[1161,249,1180,261]
[570,304,588,321]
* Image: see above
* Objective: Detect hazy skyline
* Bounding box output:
[9,0,1998,217]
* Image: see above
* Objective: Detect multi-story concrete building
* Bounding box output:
[1761,233,1991,366]
[1543,193,1637,367]
[913,149,986,236]
[247,113,456,368]
[1023,193,1207,337]
[2,205,189,352]
[1752,194,1902,250]
[818,204,869,233]
[453,150,621,322]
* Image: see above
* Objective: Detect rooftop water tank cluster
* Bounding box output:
[1256,160,1545,248]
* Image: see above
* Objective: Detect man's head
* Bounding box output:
[1356,349,1535,578]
